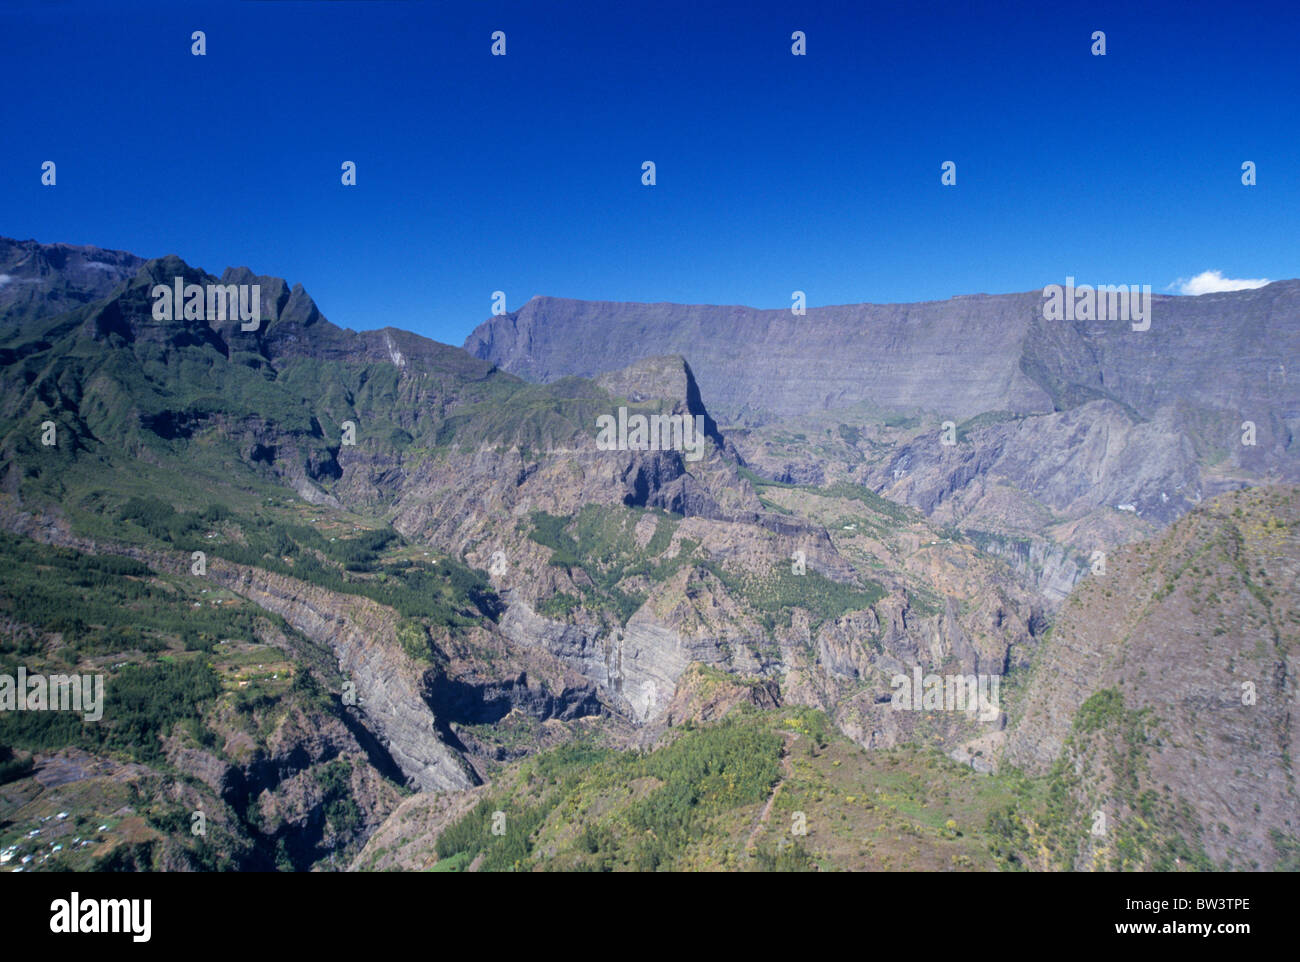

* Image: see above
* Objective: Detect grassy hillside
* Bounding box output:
[360,706,1029,872]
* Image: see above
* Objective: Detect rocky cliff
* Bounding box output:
[465,285,1300,438]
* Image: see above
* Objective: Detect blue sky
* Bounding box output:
[2,0,1296,345]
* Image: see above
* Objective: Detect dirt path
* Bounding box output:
[745,733,797,853]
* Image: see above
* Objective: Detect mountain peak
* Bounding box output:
[595,354,724,448]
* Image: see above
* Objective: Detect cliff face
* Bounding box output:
[466,294,1051,422]
[464,284,1300,431]
[208,562,480,794]
[0,248,1053,771]
[0,504,476,795]
[1003,485,1300,870]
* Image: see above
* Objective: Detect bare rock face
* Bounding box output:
[595,353,725,447]
[872,401,1211,524]
[218,266,326,334]
[660,663,780,726]
[497,592,754,724]
[350,785,489,871]
[206,560,479,794]
[465,284,1300,434]
[465,294,1054,423]
[1003,485,1300,870]
[15,239,1295,872]
[0,499,481,796]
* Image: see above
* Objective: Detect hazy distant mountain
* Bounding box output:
[465,287,1300,431]
[0,237,145,340]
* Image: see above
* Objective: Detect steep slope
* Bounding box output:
[464,285,1300,441]
[0,238,145,340]
[1000,485,1299,870]
[352,707,1027,872]
[0,532,407,872]
[3,236,1293,872]
[465,293,1052,423]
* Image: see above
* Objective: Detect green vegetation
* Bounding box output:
[435,719,781,871]
[528,503,883,634]
[737,467,918,527]
[0,655,221,764]
[316,759,362,837]
[701,561,884,634]
[528,506,695,625]
[0,531,263,656]
[0,746,34,785]
[818,482,916,524]
[753,840,817,871]
[114,497,500,629]
[985,688,1213,872]
[0,532,229,761]
[536,592,581,619]
[906,584,946,618]
[425,708,1023,872]
[955,410,1023,442]
[1072,688,1126,734]
[0,532,385,872]
[395,619,433,661]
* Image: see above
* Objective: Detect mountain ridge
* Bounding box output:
[465,284,1300,426]
[2,236,1295,871]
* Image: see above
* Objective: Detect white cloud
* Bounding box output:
[0,274,11,287]
[1170,270,1271,295]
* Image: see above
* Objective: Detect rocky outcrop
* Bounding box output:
[496,596,721,723]
[350,785,490,871]
[466,293,1054,423]
[201,560,480,794]
[595,354,725,448]
[871,400,1235,526]
[661,663,780,726]
[964,532,1086,607]
[465,287,1300,577]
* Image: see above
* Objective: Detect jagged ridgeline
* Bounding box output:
[1,238,1296,872]
[1,254,619,507]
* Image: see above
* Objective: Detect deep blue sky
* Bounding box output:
[2,0,1296,345]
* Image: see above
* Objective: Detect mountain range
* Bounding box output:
[0,237,1294,872]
